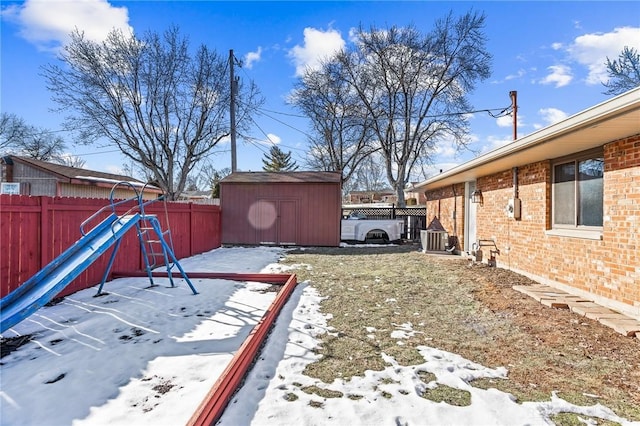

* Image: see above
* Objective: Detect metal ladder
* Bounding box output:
[94,182,197,295]
[137,215,177,286]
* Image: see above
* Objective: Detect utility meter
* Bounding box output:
[507,198,521,219]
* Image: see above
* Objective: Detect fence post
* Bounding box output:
[40,196,50,269]
[190,202,195,257]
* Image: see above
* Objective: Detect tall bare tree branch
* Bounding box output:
[602,46,640,96]
[42,26,262,199]
[0,112,67,161]
[289,10,491,207]
[290,59,378,184]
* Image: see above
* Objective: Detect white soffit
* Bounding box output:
[416,87,640,191]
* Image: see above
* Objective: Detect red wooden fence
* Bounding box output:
[0,194,221,298]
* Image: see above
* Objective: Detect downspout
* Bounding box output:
[509,91,519,270]
[511,91,519,198]
[451,184,457,237]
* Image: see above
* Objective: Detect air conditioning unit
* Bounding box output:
[421,230,448,252]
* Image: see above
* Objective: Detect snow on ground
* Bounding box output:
[1,246,637,426]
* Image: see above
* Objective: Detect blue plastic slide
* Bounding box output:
[0,213,141,333]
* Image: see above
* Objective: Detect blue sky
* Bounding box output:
[1,1,639,181]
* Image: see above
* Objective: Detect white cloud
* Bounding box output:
[551,42,563,50]
[540,64,573,88]
[532,107,568,130]
[288,27,345,76]
[481,135,513,153]
[422,162,461,178]
[496,115,511,128]
[505,69,526,81]
[244,47,262,69]
[105,164,125,175]
[496,112,524,130]
[433,142,458,158]
[260,133,281,146]
[348,27,360,44]
[566,26,640,85]
[1,0,131,52]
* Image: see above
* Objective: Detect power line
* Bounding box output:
[258,107,307,119]
[72,148,123,157]
[255,107,312,138]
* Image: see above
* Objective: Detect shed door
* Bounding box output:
[257,199,298,245]
[278,200,297,245]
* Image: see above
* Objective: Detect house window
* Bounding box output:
[552,149,603,229]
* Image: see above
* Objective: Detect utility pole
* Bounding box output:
[509,90,518,140]
[230,49,238,172]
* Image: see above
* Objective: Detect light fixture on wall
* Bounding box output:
[471,189,483,204]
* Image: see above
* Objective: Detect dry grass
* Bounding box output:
[281,244,640,421]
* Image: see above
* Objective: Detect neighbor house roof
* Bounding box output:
[6,156,161,192]
[413,87,640,192]
[221,171,342,184]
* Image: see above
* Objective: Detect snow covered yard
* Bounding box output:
[1,246,638,426]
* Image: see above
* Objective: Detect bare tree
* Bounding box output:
[308,11,490,207]
[121,159,153,183]
[0,112,67,161]
[0,113,26,152]
[602,46,640,96]
[290,12,493,206]
[351,153,387,192]
[42,26,261,200]
[20,128,67,161]
[191,163,230,197]
[290,59,377,184]
[56,154,86,168]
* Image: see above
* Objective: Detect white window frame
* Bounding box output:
[548,148,604,240]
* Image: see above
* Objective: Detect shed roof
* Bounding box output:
[413,87,640,192]
[5,156,160,191]
[221,171,342,184]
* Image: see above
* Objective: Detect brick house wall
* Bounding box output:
[424,134,639,319]
[425,183,465,249]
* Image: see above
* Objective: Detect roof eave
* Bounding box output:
[10,156,71,182]
[414,87,640,192]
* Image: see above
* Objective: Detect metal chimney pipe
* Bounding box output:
[509,90,518,140]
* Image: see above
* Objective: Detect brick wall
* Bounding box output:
[425,183,465,249]
[424,134,640,319]
[601,134,640,311]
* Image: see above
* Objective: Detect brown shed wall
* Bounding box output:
[221,179,341,247]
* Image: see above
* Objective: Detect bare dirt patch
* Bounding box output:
[282,243,640,421]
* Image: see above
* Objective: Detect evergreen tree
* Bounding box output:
[262,146,299,171]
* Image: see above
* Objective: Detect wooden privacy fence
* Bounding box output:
[0,194,221,298]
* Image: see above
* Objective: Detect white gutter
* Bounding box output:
[414,87,640,191]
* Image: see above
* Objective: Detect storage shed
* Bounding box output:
[220,171,342,247]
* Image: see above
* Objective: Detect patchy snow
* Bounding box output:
[1,246,637,426]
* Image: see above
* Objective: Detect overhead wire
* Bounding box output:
[8,49,513,167]
[241,114,309,165]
